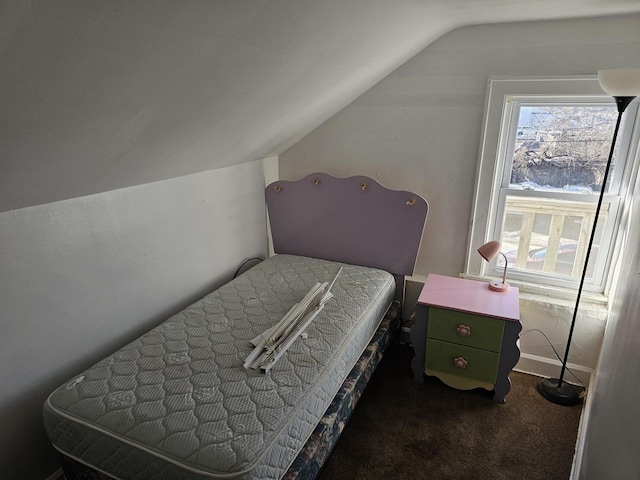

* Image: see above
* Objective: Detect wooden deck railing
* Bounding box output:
[502,196,607,277]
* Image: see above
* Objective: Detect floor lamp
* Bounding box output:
[537,68,640,406]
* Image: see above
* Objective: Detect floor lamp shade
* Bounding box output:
[598,68,640,113]
[537,68,640,406]
[598,68,640,96]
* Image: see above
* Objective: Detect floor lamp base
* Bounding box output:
[537,378,581,406]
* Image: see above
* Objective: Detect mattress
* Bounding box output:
[44,254,395,480]
[57,302,401,480]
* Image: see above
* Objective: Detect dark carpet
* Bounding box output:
[318,344,583,480]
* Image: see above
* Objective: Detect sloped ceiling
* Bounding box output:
[2,0,640,212]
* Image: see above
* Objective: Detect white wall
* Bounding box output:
[0,0,443,212]
[4,1,638,213]
[0,161,267,480]
[279,14,640,377]
[575,155,640,479]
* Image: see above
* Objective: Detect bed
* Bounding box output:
[43,172,428,480]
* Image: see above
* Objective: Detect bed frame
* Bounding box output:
[54,173,428,480]
[266,172,428,301]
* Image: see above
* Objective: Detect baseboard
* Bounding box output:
[569,368,597,480]
[45,468,62,480]
[515,353,592,386]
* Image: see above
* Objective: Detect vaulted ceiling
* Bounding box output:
[2,0,640,212]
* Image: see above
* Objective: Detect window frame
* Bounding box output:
[465,76,640,299]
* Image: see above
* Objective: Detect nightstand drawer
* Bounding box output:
[425,339,500,384]
[427,307,504,352]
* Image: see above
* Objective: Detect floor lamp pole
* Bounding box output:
[538,95,635,406]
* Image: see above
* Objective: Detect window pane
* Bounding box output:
[510,105,621,194]
[499,195,608,280]
[470,78,637,293]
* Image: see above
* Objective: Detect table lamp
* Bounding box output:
[478,240,510,292]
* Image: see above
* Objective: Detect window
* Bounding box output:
[466,77,640,296]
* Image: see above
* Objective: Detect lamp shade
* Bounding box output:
[597,68,640,97]
[477,240,510,292]
[477,240,501,262]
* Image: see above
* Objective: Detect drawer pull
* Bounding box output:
[456,324,471,337]
[453,356,468,369]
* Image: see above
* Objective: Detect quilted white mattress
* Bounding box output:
[44,254,394,480]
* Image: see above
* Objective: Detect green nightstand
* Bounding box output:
[410,274,522,403]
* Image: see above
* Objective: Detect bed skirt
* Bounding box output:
[58,301,400,480]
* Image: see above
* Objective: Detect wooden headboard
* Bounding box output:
[265,173,428,282]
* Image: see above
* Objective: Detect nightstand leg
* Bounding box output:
[493,321,522,403]
[493,376,510,404]
[410,305,429,382]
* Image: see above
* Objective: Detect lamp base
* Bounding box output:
[537,378,582,406]
[488,281,510,292]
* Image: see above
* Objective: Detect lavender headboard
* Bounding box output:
[265,173,428,278]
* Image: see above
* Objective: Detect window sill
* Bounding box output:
[458,273,609,307]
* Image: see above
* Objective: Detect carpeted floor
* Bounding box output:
[318,343,583,480]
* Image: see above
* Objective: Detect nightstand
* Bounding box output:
[410,274,521,403]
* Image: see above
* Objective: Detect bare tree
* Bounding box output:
[510,106,618,191]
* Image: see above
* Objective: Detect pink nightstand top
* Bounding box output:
[417,274,520,321]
